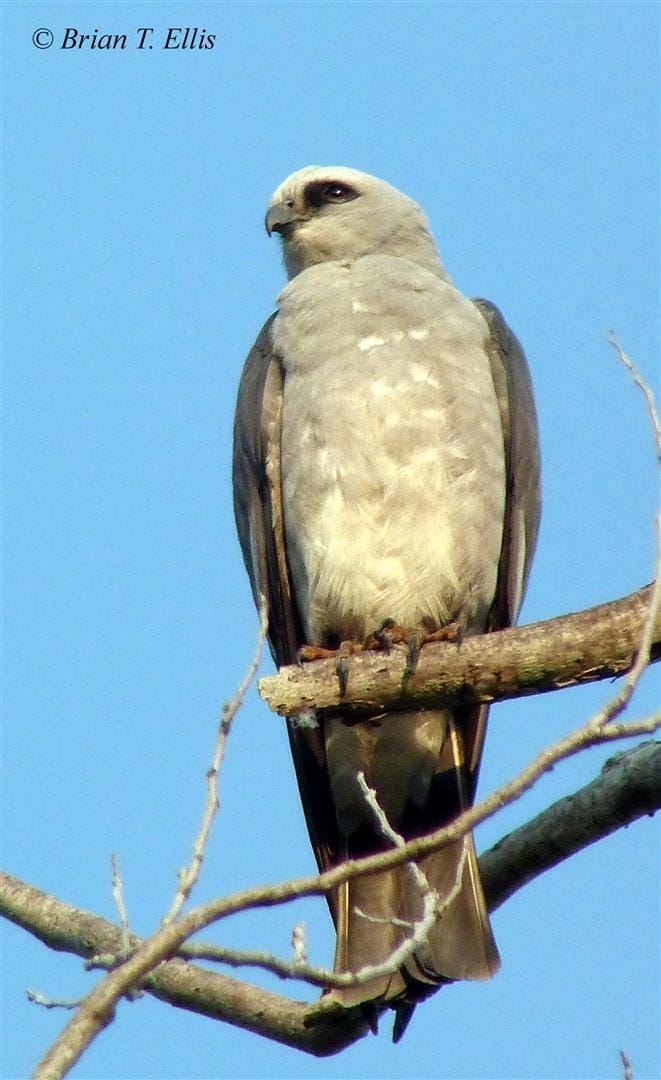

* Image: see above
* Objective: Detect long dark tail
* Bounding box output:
[325,708,499,1007]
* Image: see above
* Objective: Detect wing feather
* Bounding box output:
[462,300,542,790]
[232,316,341,899]
[475,298,542,630]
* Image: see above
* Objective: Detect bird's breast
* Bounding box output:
[272,258,506,644]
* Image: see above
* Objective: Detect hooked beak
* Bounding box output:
[265,201,302,237]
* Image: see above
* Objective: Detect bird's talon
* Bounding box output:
[371,618,396,653]
[404,634,422,681]
[336,655,350,698]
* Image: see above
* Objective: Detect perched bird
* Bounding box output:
[233,166,541,1033]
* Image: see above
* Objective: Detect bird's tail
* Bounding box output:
[326,708,499,1008]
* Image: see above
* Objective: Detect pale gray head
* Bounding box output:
[265,166,448,281]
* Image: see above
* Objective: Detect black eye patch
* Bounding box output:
[304,180,360,209]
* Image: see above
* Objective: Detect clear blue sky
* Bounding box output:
[2,2,659,1078]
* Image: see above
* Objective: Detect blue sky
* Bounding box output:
[2,1,659,1078]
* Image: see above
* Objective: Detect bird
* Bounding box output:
[232,166,541,1035]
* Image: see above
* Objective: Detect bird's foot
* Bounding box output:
[363,618,397,653]
[296,618,462,696]
[363,619,463,681]
[421,621,463,646]
[297,640,365,663]
[298,644,337,663]
[297,640,365,699]
[363,619,414,652]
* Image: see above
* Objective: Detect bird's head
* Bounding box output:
[265,166,446,280]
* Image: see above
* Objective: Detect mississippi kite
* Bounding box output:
[233,167,541,1030]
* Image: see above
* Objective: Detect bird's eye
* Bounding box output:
[324,183,352,201]
[305,180,359,209]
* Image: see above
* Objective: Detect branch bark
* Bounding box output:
[258,585,659,719]
[3,741,659,1060]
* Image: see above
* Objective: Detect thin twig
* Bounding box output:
[619,1049,634,1080]
[580,513,659,744]
[609,332,661,460]
[589,335,661,740]
[342,772,440,985]
[110,854,130,955]
[27,992,82,1012]
[158,777,464,995]
[291,922,307,964]
[163,596,269,924]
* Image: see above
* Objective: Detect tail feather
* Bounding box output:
[330,863,407,1006]
[404,834,499,983]
[325,706,498,1008]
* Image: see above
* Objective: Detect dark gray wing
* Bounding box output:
[474,298,542,630]
[460,300,542,794]
[232,314,302,664]
[232,316,341,887]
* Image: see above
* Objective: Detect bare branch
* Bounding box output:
[30,599,270,1079]
[164,596,268,923]
[480,739,661,912]
[609,332,661,460]
[3,742,658,1058]
[291,922,307,964]
[258,585,660,719]
[619,1050,634,1080]
[596,515,659,723]
[26,695,661,1078]
[87,776,462,997]
[26,992,82,1012]
[110,855,130,956]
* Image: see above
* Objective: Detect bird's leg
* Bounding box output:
[297,617,463,694]
[363,618,464,681]
[297,639,365,698]
[363,618,415,652]
[335,643,353,699]
[403,620,464,678]
[364,618,396,653]
[403,632,422,683]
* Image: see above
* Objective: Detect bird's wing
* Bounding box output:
[232,314,299,663]
[459,299,542,796]
[476,298,542,630]
[232,315,341,884]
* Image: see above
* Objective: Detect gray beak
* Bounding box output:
[265,201,301,236]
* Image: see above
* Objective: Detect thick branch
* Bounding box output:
[481,739,661,910]
[258,585,659,719]
[22,698,661,1078]
[3,742,659,1059]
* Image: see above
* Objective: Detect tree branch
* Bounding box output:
[258,585,660,719]
[481,739,661,911]
[3,741,659,1060]
[163,598,268,924]
[21,698,660,1076]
